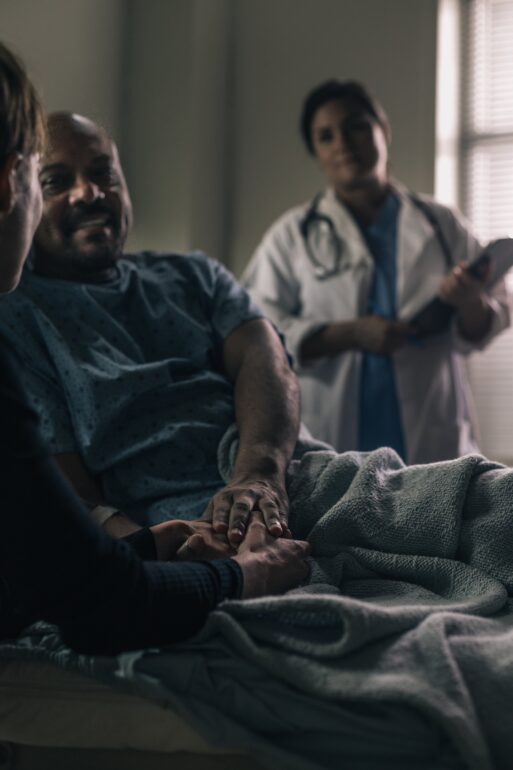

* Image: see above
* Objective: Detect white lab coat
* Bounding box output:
[242,185,511,463]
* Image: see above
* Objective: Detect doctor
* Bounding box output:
[243,80,510,463]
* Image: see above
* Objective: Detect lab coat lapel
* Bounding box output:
[394,186,438,319]
[317,188,373,270]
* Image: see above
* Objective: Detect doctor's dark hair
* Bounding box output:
[300,80,390,155]
[0,42,45,166]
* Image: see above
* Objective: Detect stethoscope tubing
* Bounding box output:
[299,191,453,280]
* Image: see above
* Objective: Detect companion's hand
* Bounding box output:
[233,512,310,598]
[438,261,488,310]
[355,315,415,354]
[150,519,236,562]
[203,474,290,545]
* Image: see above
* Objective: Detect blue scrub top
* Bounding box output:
[356,192,406,459]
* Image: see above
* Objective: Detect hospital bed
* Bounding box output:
[0,659,264,770]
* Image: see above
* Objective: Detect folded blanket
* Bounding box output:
[3,433,513,770]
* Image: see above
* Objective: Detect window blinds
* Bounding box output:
[461,0,513,462]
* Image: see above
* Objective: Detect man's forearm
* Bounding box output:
[231,333,300,480]
[208,319,300,540]
[55,452,141,537]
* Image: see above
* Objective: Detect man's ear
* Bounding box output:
[0,153,22,215]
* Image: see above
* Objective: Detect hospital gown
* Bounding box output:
[0,252,262,524]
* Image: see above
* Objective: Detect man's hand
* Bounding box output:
[233,512,310,598]
[150,519,236,561]
[203,473,290,545]
[354,315,415,354]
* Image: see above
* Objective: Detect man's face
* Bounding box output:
[33,117,132,280]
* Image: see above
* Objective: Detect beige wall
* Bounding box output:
[0,0,125,137]
[0,0,439,271]
[123,0,232,259]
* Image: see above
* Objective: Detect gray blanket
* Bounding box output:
[3,435,513,770]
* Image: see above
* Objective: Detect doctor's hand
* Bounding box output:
[354,315,416,355]
[438,261,489,311]
[439,261,493,342]
[232,511,310,598]
[202,472,290,546]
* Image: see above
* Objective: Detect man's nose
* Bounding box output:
[69,177,105,205]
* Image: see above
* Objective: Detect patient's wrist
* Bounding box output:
[122,527,157,560]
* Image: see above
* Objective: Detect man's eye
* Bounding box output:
[92,168,119,186]
[40,175,69,193]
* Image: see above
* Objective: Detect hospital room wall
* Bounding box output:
[0,0,438,271]
[0,0,126,141]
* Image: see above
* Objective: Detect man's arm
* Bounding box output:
[204,318,301,544]
[54,453,233,560]
[54,452,141,537]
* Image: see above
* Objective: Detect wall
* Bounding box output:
[0,0,439,271]
[0,0,125,137]
[122,0,232,259]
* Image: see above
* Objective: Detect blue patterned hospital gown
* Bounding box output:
[0,252,263,524]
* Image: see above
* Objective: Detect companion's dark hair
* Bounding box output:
[0,42,45,166]
[300,79,390,155]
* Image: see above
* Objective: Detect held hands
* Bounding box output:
[233,512,311,598]
[438,261,488,310]
[150,519,237,562]
[355,315,416,354]
[151,511,311,597]
[202,473,290,545]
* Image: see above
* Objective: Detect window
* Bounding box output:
[458,0,513,462]
[461,0,513,240]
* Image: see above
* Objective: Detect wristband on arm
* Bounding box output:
[90,504,120,527]
[90,504,157,560]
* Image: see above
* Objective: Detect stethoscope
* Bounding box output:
[299,191,453,279]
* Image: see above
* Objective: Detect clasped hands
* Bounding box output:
[151,473,292,563]
[150,475,310,598]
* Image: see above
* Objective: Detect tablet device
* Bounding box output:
[409,238,513,338]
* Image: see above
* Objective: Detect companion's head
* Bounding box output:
[300,80,390,194]
[33,112,133,281]
[0,42,45,292]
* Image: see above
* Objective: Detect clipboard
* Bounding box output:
[408,238,513,338]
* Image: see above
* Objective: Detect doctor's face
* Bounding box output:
[310,98,388,195]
